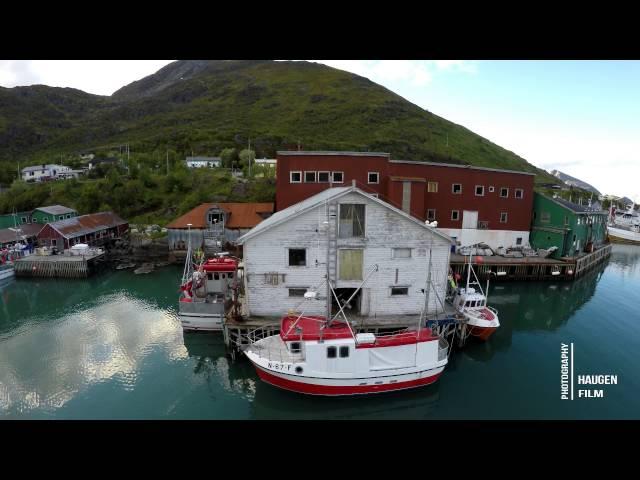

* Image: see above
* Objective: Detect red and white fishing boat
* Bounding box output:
[243,312,449,396]
[449,257,500,340]
[178,225,241,331]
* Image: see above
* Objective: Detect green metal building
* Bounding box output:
[31,205,78,225]
[0,211,33,229]
[530,193,609,259]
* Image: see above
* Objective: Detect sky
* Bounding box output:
[0,59,637,201]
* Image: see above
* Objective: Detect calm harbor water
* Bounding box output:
[1,244,639,420]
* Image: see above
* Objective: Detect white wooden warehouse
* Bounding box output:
[237,185,453,319]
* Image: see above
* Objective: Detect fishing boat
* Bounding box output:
[608,204,640,245]
[242,218,450,396]
[448,256,500,341]
[178,225,240,331]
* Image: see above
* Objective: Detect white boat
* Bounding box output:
[608,204,640,245]
[448,257,500,341]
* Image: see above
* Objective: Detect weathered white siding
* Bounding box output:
[243,191,452,318]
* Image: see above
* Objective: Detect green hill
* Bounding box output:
[0,60,561,222]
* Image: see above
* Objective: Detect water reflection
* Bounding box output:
[182,332,257,401]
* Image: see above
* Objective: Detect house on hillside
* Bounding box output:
[87,157,120,170]
[166,202,274,253]
[237,184,453,318]
[275,151,535,251]
[37,212,128,250]
[185,156,221,168]
[21,164,72,182]
[530,193,609,259]
[31,205,78,224]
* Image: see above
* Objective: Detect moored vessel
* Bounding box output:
[448,256,500,340]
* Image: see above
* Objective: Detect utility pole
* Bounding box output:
[166,149,169,175]
[248,137,252,177]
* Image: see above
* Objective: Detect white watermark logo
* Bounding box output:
[561,342,618,400]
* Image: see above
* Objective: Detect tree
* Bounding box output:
[239,148,255,175]
[220,148,238,169]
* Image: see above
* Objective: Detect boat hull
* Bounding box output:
[608,227,640,245]
[179,312,224,331]
[251,363,444,396]
[0,267,15,281]
[468,325,497,340]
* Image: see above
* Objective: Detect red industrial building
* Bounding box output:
[275,151,535,250]
[37,212,129,250]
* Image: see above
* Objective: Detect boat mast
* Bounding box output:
[326,201,331,322]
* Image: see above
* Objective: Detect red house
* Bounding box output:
[37,212,129,250]
[275,151,535,250]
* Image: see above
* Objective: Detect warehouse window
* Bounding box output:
[332,171,344,183]
[427,209,436,221]
[304,171,316,183]
[427,181,438,193]
[288,288,308,297]
[515,189,524,199]
[452,183,462,194]
[391,287,409,296]
[500,187,509,198]
[318,171,330,183]
[516,237,523,245]
[339,204,365,238]
[393,248,412,258]
[475,185,485,196]
[368,172,379,184]
[451,210,460,221]
[290,171,302,183]
[500,212,508,223]
[541,212,550,223]
[288,248,307,266]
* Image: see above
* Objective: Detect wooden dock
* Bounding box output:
[450,244,612,281]
[14,253,105,278]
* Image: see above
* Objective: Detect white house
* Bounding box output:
[21,164,71,182]
[186,156,221,168]
[254,158,277,168]
[237,185,453,319]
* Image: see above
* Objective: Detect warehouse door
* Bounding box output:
[462,210,478,229]
[338,249,363,281]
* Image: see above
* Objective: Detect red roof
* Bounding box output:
[166,203,274,229]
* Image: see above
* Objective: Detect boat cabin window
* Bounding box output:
[339,346,349,358]
[290,342,301,354]
[208,273,213,280]
[288,248,307,266]
[327,346,337,358]
[214,272,220,280]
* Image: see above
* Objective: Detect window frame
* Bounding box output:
[515,188,524,199]
[288,288,308,297]
[338,203,366,239]
[488,186,495,193]
[367,172,380,184]
[392,247,412,259]
[452,183,462,194]
[304,171,317,183]
[339,346,350,358]
[287,248,307,267]
[475,185,485,197]
[451,210,460,221]
[500,187,509,198]
[317,171,330,183]
[541,211,551,223]
[331,171,344,183]
[327,346,337,359]
[500,212,508,223]
[427,181,438,193]
[390,286,409,296]
[290,171,302,183]
[426,209,436,221]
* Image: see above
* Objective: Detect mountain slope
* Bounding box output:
[550,169,601,196]
[0,60,557,184]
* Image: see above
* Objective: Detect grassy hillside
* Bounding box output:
[0,60,560,219]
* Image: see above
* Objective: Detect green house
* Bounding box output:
[0,211,33,229]
[31,205,78,225]
[530,193,609,259]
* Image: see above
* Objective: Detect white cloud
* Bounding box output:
[0,60,175,95]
